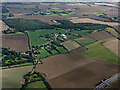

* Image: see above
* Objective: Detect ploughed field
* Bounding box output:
[35,46,118,88]
[2,34,29,52]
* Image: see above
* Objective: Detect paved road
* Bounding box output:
[93,73,120,90]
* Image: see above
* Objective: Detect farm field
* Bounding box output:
[1,66,33,88]
[1,20,9,31]
[2,34,29,52]
[106,27,118,38]
[75,34,96,46]
[82,41,119,65]
[35,46,118,88]
[49,61,118,88]
[60,40,80,51]
[70,18,118,26]
[87,31,114,40]
[103,39,120,57]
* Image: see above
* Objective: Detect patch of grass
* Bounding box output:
[56,47,68,54]
[26,81,47,88]
[75,34,96,46]
[38,49,51,59]
[82,41,119,65]
[95,13,105,17]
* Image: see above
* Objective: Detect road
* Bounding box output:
[93,73,120,90]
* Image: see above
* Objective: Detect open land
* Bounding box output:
[1,66,33,88]
[2,34,29,52]
[0,20,9,31]
[35,46,118,88]
[60,40,80,51]
[70,18,118,26]
[103,39,120,57]
[87,31,114,40]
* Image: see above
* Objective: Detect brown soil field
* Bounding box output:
[103,39,120,57]
[2,34,29,52]
[35,46,118,88]
[60,40,80,51]
[70,18,118,26]
[87,31,114,40]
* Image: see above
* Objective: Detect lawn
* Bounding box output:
[82,41,119,65]
[26,81,47,88]
[2,66,32,88]
[56,47,68,54]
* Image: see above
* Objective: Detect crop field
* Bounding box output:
[1,20,9,31]
[60,40,80,51]
[87,31,114,40]
[103,39,120,57]
[75,34,96,46]
[35,46,118,88]
[2,34,29,52]
[106,27,118,38]
[82,41,119,65]
[70,18,118,26]
[2,66,33,88]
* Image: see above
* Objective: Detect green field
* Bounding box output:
[2,66,32,88]
[82,41,119,65]
[56,47,68,54]
[26,81,47,88]
[95,13,105,17]
[106,27,118,38]
[75,34,96,46]
[38,49,52,59]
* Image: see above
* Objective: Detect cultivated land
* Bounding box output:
[106,27,119,38]
[1,66,33,88]
[103,39,120,57]
[35,47,118,88]
[1,20,9,31]
[82,41,119,65]
[70,18,118,26]
[87,31,114,40]
[2,34,29,52]
[60,40,80,51]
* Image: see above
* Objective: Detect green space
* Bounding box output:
[2,66,32,88]
[106,27,118,38]
[26,81,47,88]
[55,47,68,54]
[38,49,52,59]
[95,13,105,17]
[82,41,119,65]
[75,34,96,46]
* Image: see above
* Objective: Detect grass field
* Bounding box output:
[75,34,96,46]
[106,27,118,38]
[82,41,119,65]
[26,81,47,88]
[2,66,32,88]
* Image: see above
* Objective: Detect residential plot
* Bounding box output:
[70,18,118,26]
[87,31,114,40]
[2,34,29,52]
[1,66,33,88]
[60,40,80,51]
[103,39,120,57]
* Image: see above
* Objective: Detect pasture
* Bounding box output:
[82,41,119,65]
[2,34,29,52]
[2,66,33,88]
[60,40,80,51]
[75,34,96,46]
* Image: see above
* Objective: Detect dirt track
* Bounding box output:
[2,34,29,52]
